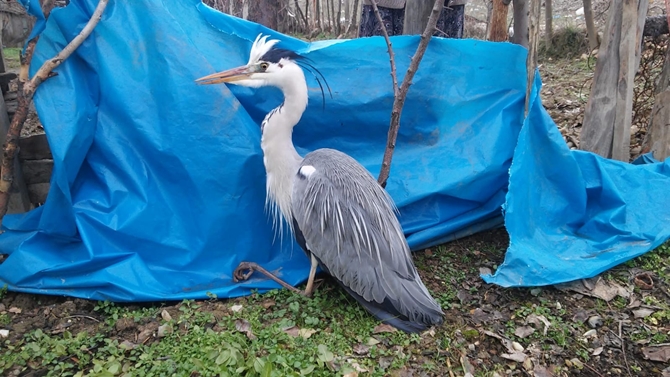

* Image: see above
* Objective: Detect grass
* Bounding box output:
[0,288,424,376]
[2,240,670,376]
[2,48,21,70]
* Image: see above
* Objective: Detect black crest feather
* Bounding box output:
[260,48,301,63]
[261,47,333,110]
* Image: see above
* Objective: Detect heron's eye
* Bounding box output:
[260,62,269,71]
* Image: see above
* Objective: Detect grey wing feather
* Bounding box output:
[292,148,443,326]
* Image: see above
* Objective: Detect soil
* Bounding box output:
[2,228,669,375]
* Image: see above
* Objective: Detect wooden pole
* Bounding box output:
[544,0,553,48]
[488,0,510,41]
[583,0,599,50]
[511,0,529,47]
[525,0,541,115]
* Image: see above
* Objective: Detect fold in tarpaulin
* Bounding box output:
[0,1,668,301]
[481,74,670,286]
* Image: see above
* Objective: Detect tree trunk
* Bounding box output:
[525,0,540,115]
[403,1,433,35]
[325,0,332,32]
[344,0,359,37]
[544,0,552,47]
[294,0,308,33]
[316,0,322,30]
[488,0,509,41]
[641,16,670,161]
[248,0,279,29]
[336,0,342,35]
[344,0,350,24]
[579,0,650,161]
[583,0,599,50]
[511,0,528,47]
[232,0,244,18]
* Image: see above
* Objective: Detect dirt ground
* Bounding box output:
[2,228,669,376]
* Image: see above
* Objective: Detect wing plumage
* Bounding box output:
[292,149,444,332]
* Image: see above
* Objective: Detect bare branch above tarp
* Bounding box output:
[375,0,445,189]
[0,0,109,230]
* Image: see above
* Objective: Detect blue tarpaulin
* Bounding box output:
[0,0,668,301]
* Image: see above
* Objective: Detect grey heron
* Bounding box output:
[197,34,444,333]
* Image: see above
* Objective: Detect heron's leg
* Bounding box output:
[233,258,321,298]
[303,254,319,298]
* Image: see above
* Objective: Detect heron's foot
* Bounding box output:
[232,261,304,295]
[233,261,256,282]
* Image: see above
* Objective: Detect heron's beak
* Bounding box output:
[196,65,252,85]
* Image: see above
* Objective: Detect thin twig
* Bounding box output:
[583,363,605,377]
[377,0,445,188]
[445,356,455,377]
[619,320,633,377]
[64,315,101,322]
[370,0,399,97]
[0,0,109,229]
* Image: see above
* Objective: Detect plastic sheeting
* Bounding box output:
[0,0,668,300]
[482,76,670,286]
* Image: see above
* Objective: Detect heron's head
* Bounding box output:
[196,34,305,90]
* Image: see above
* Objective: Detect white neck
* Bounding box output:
[260,64,308,232]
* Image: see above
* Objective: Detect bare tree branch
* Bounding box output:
[377,0,445,188]
[370,0,399,97]
[0,0,109,229]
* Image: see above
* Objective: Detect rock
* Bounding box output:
[161,309,172,322]
[157,323,172,338]
[588,316,603,328]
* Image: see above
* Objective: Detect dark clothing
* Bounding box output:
[435,5,465,39]
[358,5,405,37]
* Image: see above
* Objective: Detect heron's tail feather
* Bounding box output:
[338,282,437,333]
[318,261,443,333]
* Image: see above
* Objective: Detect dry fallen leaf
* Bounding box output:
[261,299,275,309]
[346,359,369,373]
[367,337,380,346]
[235,319,256,340]
[526,314,551,335]
[230,304,243,313]
[373,323,397,334]
[533,364,555,377]
[555,277,630,302]
[514,326,535,339]
[353,343,370,355]
[298,328,316,339]
[8,307,21,314]
[283,326,300,337]
[642,345,670,362]
[501,351,527,363]
[632,308,655,318]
